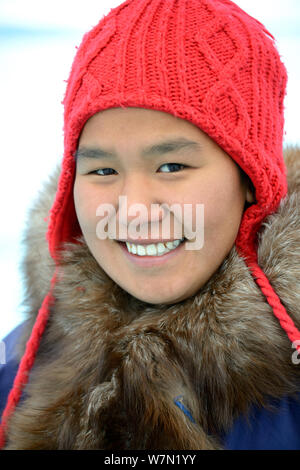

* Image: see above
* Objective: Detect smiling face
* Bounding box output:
[73,107,254,305]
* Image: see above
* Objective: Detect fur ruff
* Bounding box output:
[4,147,300,450]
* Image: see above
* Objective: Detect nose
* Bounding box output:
[117,174,165,239]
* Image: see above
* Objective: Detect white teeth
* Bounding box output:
[145,244,157,256]
[137,245,146,256]
[125,238,185,257]
[166,241,175,249]
[157,243,166,254]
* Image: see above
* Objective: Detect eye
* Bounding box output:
[158,163,187,173]
[89,168,117,176]
[88,163,188,176]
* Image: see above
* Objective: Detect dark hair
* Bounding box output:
[239,167,256,210]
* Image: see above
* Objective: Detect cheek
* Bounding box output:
[185,172,245,245]
[73,180,100,235]
[203,179,246,251]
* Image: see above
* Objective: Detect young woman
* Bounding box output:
[1,0,299,450]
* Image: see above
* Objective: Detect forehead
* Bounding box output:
[79,107,203,140]
[76,107,241,172]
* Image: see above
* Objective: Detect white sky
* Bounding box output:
[0,0,299,339]
[0,0,299,31]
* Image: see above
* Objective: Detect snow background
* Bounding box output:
[0,0,299,339]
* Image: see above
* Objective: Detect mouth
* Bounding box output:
[117,237,187,267]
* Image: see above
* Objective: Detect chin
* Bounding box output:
[129,288,191,306]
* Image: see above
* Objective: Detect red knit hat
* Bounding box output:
[1,0,299,447]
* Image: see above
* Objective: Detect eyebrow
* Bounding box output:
[74,138,201,161]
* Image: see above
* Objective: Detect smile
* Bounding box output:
[125,238,185,256]
[117,238,187,267]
